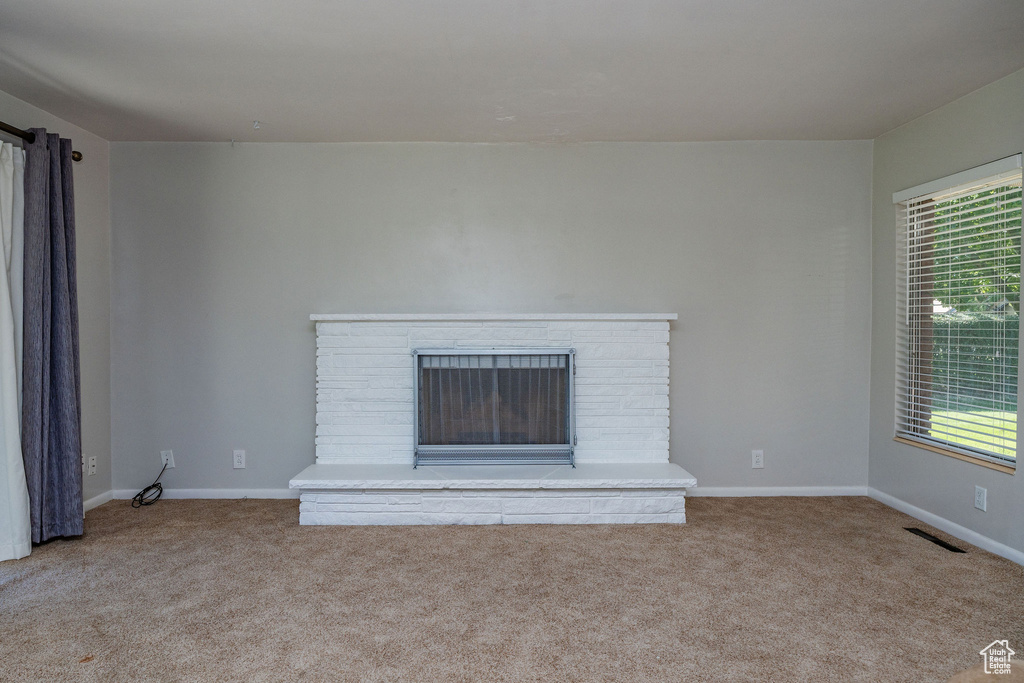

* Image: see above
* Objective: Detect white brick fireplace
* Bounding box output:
[290,314,696,524]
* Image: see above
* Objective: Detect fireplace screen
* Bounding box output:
[413,349,575,466]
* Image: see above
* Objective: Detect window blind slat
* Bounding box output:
[898,431,1015,457]
[904,188,1022,219]
[903,184,1022,214]
[896,405,1016,429]
[906,248,1019,269]
[905,242,1022,268]
[905,205,1023,233]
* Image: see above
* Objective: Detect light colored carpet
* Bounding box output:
[0,496,1020,682]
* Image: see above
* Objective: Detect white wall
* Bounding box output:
[0,90,112,503]
[870,68,1024,554]
[110,141,872,492]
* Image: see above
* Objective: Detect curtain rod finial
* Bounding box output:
[71,150,83,162]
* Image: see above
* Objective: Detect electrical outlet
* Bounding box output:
[88,456,97,476]
[975,486,987,512]
[160,450,175,468]
[81,454,86,474]
[233,449,246,469]
[752,449,765,469]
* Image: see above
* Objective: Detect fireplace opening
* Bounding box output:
[413,349,575,467]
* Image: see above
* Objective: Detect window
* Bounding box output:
[895,155,1022,471]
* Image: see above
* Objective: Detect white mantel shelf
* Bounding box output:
[310,313,678,322]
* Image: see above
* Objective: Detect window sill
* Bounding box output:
[893,436,1016,474]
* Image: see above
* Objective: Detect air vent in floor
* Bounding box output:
[905,527,966,553]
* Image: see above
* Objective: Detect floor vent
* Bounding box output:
[905,527,966,553]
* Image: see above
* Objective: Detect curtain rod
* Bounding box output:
[0,119,83,162]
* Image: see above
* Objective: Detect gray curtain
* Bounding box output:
[21,129,82,543]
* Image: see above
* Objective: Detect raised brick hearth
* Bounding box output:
[290,314,696,524]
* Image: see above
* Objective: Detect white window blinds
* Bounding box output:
[895,155,1022,468]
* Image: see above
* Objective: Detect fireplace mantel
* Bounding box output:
[291,313,695,524]
[311,313,678,322]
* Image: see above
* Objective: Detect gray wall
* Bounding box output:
[0,90,112,503]
[110,141,872,492]
[870,68,1024,554]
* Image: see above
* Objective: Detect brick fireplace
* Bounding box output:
[290,314,696,524]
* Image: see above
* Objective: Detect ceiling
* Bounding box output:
[2,0,1023,143]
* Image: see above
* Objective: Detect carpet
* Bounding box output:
[0,496,1020,681]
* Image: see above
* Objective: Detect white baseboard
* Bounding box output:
[687,486,869,497]
[867,487,1024,566]
[111,488,300,500]
[83,491,114,512]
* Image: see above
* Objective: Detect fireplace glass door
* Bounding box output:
[414,349,575,466]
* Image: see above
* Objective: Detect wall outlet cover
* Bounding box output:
[974,485,987,512]
[752,449,765,469]
[161,450,175,468]
[233,449,246,469]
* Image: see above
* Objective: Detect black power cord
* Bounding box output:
[132,462,168,508]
